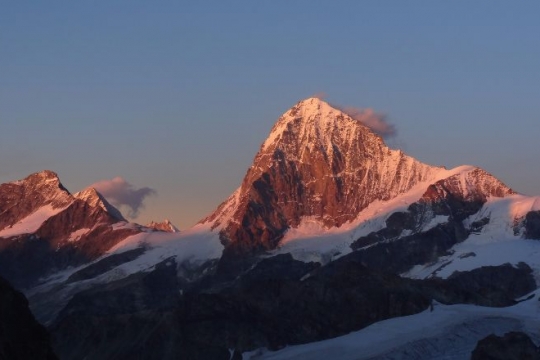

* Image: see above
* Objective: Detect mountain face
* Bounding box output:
[0,170,72,232]
[0,171,139,288]
[204,98,441,255]
[1,98,540,359]
[203,98,515,260]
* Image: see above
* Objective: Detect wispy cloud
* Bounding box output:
[341,107,396,139]
[313,94,397,139]
[91,177,156,218]
[312,92,328,100]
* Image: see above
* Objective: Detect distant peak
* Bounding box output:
[1,170,72,215]
[17,170,69,197]
[24,170,60,183]
[39,169,58,178]
[146,219,180,233]
[75,187,100,198]
[74,187,125,221]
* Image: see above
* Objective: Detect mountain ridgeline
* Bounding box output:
[203,97,513,257]
[0,171,138,288]
[1,97,539,359]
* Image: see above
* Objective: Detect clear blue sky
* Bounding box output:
[2,1,540,228]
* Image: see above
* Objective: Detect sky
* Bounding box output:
[2,1,540,229]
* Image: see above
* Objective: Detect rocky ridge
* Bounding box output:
[146,219,180,233]
[0,275,57,359]
[0,171,139,288]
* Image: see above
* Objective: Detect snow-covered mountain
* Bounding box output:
[203,97,440,256]
[2,98,540,359]
[0,170,139,288]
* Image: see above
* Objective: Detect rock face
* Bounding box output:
[50,254,430,359]
[418,167,515,220]
[524,210,540,239]
[0,171,139,288]
[0,170,72,232]
[73,187,125,221]
[204,98,440,256]
[471,331,540,360]
[0,276,57,360]
[49,253,535,359]
[146,219,180,233]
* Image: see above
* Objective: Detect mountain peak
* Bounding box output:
[74,187,125,221]
[146,219,180,233]
[261,97,376,153]
[0,171,72,232]
[35,169,59,179]
[20,170,62,186]
[294,96,333,114]
[205,98,441,256]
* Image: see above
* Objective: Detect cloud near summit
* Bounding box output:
[312,94,397,139]
[91,177,156,218]
[340,107,397,139]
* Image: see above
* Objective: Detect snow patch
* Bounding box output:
[0,204,67,238]
[93,223,224,281]
[67,228,91,242]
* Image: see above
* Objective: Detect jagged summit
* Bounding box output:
[17,170,67,191]
[146,219,180,233]
[74,187,125,221]
[29,169,60,180]
[203,98,444,255]
[260,97,379,153]
[0,171,140,288]
[0,170,72,231]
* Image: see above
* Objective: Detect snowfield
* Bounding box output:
[243,290,540,360]
[0,204,68,238]
[404,194,540,282]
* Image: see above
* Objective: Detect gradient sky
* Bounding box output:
[2,1,540,229]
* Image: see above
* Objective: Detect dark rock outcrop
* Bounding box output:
[50,253,533,359]
[350,222,468,274]
[51,258,232,360]
[0,276,57,360]
[524,210,540,240]
[471,331,540,360]
[51,254,431,358]
[422,262,536,307]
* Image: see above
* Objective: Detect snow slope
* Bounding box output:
[32,222,224,288]
[272,166,487,263]
[404,195,540,282]
[0,204,67,238]
[243,291,540,360]
[99,223,223,282]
